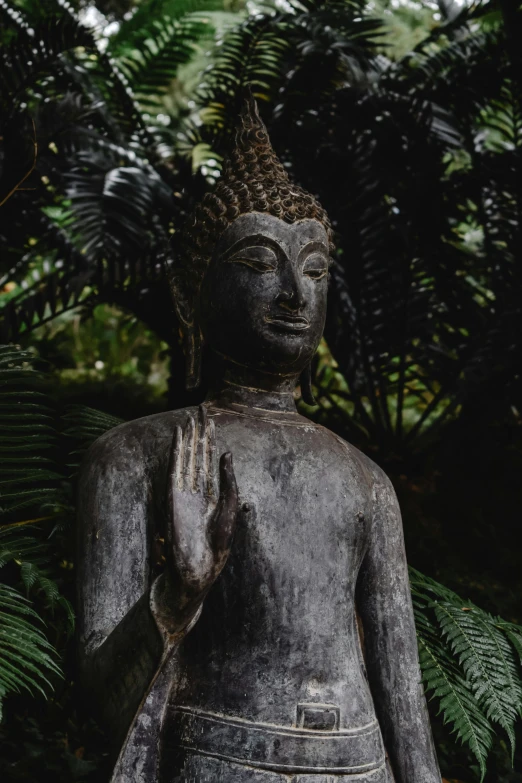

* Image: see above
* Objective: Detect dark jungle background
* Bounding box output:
[1,0,522,781]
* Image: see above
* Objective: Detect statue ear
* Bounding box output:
[165,263,202,391]
[300,362,316,406]
[181,320,203,391]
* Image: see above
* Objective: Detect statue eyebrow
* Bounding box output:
[220,233,285,261]
[298,240,331,263]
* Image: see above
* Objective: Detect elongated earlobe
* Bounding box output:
[184,325,202,390]
[163,248,202,391]
[300,362,316,406]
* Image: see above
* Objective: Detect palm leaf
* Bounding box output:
[108,0,222,54]
[0,6,95,111]
[193,14,290,152]
[116,13,214,108]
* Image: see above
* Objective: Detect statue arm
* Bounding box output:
[76,428,199,748]
[356,466,441,783]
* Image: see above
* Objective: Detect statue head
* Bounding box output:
[169,91,334,400]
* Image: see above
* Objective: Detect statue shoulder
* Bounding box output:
[320,426,395,497]
[323,431,400,533]
[80,406,200,482]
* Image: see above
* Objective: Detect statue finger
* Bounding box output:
[195,404,208,494]
[211,452,238,556]
[206,418,219,499]
[168,425,183,494]
[182,413,196,492]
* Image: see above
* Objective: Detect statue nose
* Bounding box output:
[278,293,305,312]
[277,270,307,311]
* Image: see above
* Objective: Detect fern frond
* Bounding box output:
[0,585,61,701]
[0,470,63,489]
[410,568,522,774]
[498,623,522,666]
[0,529,47,568]
[416,614,493,779]
[0,0,32,36]
[63,404,124,467]
[20,561,39,591]
[0,345,71,714]
[434,601,522,756]
[410,569,494,777]
[0,363,62,519]
[62,405,124,433]
[480,80,522,151]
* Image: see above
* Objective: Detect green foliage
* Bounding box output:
[107,0,221,111]
[0,345,71,717]
[0,0,218,344]
[192,0,384,150]
[63,405,123,467]
[107,0,222,54]
[2,0,522,779]
[262,0,522,460]
[435,605,521,753]
[0,9,93,107]
[0,0,386,345]
[32,304,171,418]
[0,585,62,716]
[116,14,213,109]
[411,569,522,778]
[415,610,495,779]
[3,339,522,777]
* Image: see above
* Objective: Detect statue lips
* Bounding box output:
[264,313,310,332]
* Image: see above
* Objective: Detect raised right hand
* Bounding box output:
[165,404,239,616]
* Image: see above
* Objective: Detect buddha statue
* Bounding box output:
[77,93,441,783]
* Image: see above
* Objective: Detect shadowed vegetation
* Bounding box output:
[1,0,522,780]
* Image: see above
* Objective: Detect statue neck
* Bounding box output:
[206,356,299,414]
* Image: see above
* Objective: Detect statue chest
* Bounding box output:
[172,410,376,724]
[217,409,368,545]
[204,410,372,630]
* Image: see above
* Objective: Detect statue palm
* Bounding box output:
[166,404,239,619]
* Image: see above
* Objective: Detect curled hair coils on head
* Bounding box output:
[175,90,333,303]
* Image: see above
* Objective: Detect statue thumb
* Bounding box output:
[212,453,238,554]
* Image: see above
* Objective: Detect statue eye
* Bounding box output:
[226,246,278,273]
[302,253,328,280]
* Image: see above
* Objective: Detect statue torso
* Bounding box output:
[142,404,379,732]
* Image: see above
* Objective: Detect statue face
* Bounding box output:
[200,213,329,375]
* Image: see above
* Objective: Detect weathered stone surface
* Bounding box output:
[77,92,441,783]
